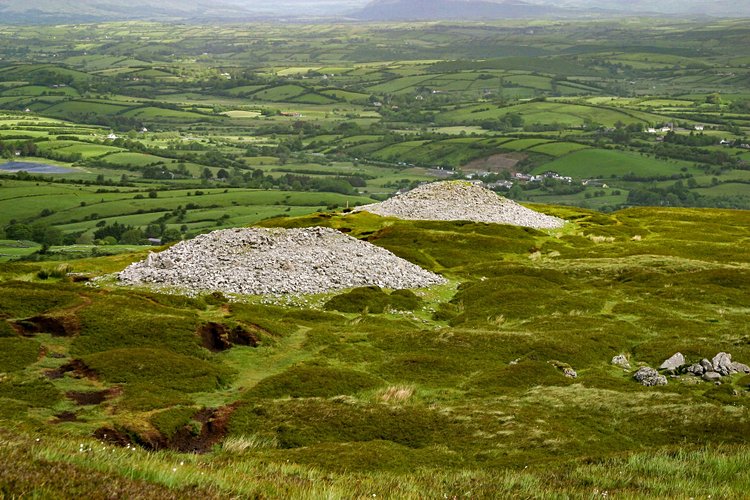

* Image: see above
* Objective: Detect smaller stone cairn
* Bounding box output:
[354,181,565,229]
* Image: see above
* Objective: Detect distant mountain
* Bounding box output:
[0,0,242,23]
[0,0,366,23]
[524,0,750,17]
[352,0,564,21]
[1,0,748,23]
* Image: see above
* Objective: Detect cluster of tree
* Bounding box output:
[537,178,585,195]
[626,181,702,207]
[142,164,192,180]
[610,122,644,144]
[4,222,64,246]
[0,140,38,158]
[93,221,181,245]
[651,143,734,165]
[523,122,567,132]
[663,131,717,147]
[479,113,523,132]
[275,174,360,194]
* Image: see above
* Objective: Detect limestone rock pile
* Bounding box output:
[117,227,446,295]
[632,351,750,387]
[634,367,668,387]
[675,352,750,381]
[355,181,565,229]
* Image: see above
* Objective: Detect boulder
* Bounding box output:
[684,363,705,376]
[611,354,631,370]
[700,358,714,373]
[634,367,668,387]
[731,362,750,374]
[712,352,733,376]
[659,352,685,372]
[703,372,722,383]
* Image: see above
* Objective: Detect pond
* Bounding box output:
[0,161,76,174]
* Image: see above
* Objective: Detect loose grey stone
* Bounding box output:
[611,354,631,369]
[700,359,714,372]
[118,227,446,296]
[731,362,750,374]
[634,367,668,387]
[659,352,685,371]
[354,181,565,229]
[703,372,722,382]
[712,352,733,376]
[685,364,705,376]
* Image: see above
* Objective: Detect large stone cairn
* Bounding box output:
[118,226,446,296]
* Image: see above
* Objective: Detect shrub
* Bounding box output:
[388,289,422,311]
[0,282,81,318]
[150,406,200,439]
[466,360,575,397]
[324,286,391,314]
[72,295,203,357]
[82,348,234,393]
[324,286,423,314]
[0,338,40,372]
[0,377,61,407]
[246,364,381,399]
[229,399,466,450]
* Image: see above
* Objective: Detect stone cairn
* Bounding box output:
[354,181,566,229]
[117,226,446,296]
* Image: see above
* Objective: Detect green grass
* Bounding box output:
[244,363,382,399]
[533,148,693,178]
[71,294,203,357]
[527,141,591,157]
[83,348,234,393]
[0,337,41,372]
[0,281,82,318]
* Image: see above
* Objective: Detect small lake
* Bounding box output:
[0,161,76,174]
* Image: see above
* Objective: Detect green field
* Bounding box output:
[533,149,694,178]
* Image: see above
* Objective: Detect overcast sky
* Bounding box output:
[221,0,747,16]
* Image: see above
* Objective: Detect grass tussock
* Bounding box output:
[378,385,415,404]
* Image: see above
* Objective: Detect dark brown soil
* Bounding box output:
[95,404,237,454]
[52,411,80,423]
[68,274,92,283]
[44,359,97,380]
[66,388,119,406]
[12,313,80,337]
[462,152,527,173]
[197,322,260,352]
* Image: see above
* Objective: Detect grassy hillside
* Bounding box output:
[0,206,749,496]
